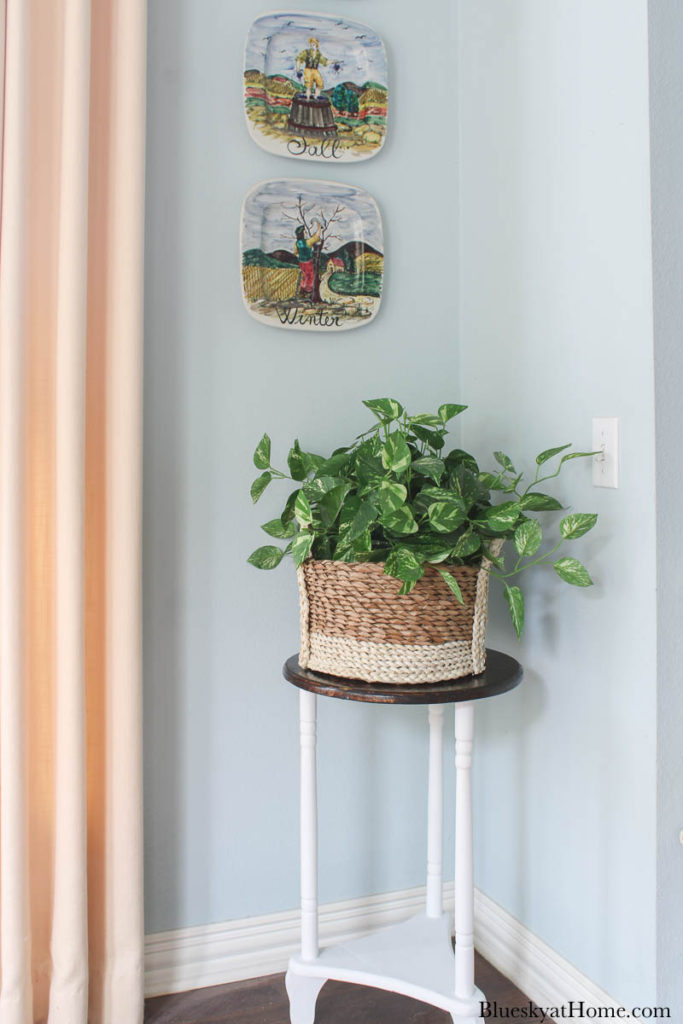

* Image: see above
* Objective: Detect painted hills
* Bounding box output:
[243,240,383,273]
[244,69,387,126]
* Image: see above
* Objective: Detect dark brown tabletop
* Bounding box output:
[283,649,523,705]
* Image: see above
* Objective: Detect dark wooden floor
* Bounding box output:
[145,952,531,1023]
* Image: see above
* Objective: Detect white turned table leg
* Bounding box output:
[299,690,318,962]
[286,971,325,1024]
[426,704,445,919]
[454,701,475,1003]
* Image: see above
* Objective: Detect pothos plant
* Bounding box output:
[247,398,598,638]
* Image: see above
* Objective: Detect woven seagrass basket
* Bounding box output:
[297,547,500,684]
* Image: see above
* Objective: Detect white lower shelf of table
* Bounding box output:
[285,912,485,1023]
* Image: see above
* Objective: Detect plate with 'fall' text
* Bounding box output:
[244,12,388,163]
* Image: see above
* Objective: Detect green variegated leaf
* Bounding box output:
[450,465,482,509]
[514,519,542,557]
[446,449,479,474]
[384,547,424,587]
[377,480,407,514]
[336,526,373,560]
[253,433,271,470]
[337,496,360,533]
[247,545,284,570]
[428,502,467,533]
[291,531,314,568]
[420,545,456,564]
[536,443,572,466]
[482,501,520,531]
[504,584,525,639]
[559,513,598,540]
[281,488,300,525]
[353,529,373,553]
[363,398,404,422]
[354,441,384,485]
[419,485,462,505]
[519,493,564,512]
[334,547,356,563]
[494,451,516,473]
[301,452,326,475]
[438,403,468,423]
[261,518,297,539]
[303,476,341,500]
[398,580,419,595]
[346,498,378,542]
[319,450,351,475]
[313,536,333,560]
[381,506,418,535]
[294,491,313,527]
[382,433,411,474]
[409,413,443,426]
[250,472,272,503]
[318,483,352,528]
[559,451,600,465]
[437,568,464,604]
[411,424,446,449]
[288,441,307,481]
[553,557,593,586]
[412,456,445,484]
[452,530,481,559]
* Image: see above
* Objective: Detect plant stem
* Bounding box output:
[488,539,564,579]
[524,465,564,494]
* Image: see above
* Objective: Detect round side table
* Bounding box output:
[282,649,523,1024]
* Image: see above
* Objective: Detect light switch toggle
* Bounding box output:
[592,417,619,489]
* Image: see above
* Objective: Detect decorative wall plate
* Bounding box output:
[244,12,388,163]
[241,179,384,331]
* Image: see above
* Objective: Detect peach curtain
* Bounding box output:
[0,0,146,1022]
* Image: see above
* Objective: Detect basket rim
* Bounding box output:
[301,557,482,573]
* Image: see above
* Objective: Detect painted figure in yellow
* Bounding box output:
[296,37,328,100]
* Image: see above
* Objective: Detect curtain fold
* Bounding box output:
[0,1,147,1022]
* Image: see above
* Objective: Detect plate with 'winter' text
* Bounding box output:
[241,179,384,331]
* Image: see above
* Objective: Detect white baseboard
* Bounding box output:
[145,882,455,998]
[145,884,625,1021]
[473,889,628,1021]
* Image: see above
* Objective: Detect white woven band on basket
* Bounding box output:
[297,539,503,684]
[297,561,312,667]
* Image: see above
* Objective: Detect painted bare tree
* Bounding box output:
[281,194,346,303]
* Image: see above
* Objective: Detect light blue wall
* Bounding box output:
[648,0,683,1014]
[458,0,657,1007]
[145,1,668,1011]
[143,0,461,934]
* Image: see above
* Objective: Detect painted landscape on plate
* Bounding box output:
[244,13,388,162]
[241,180,384,331]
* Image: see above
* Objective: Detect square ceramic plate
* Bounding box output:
[241,179,384,331]
[244,12,388,163]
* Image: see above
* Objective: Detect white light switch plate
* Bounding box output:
[592,417,619,488]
